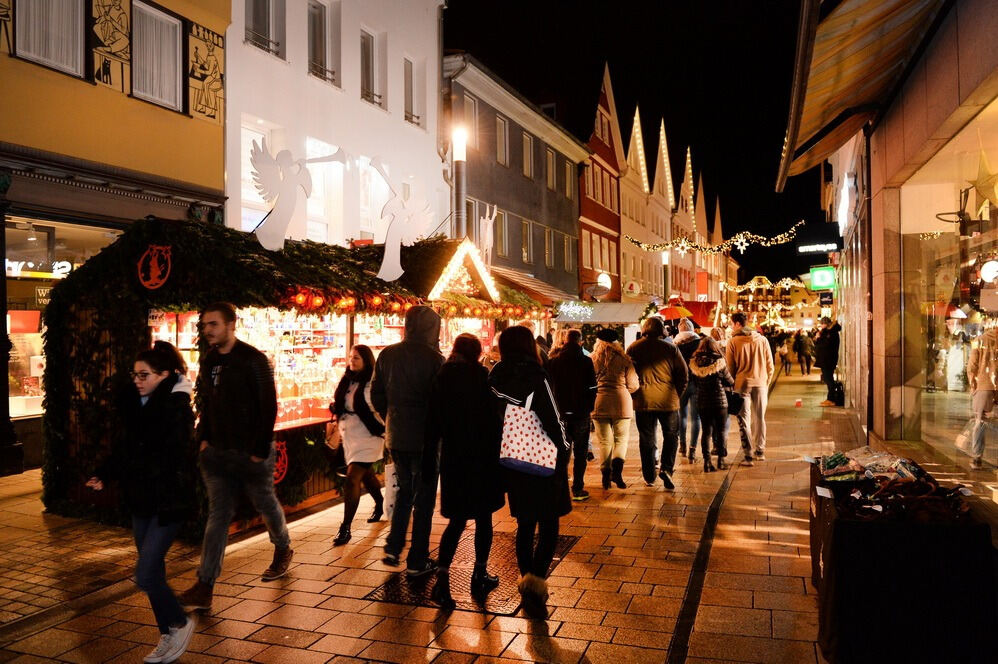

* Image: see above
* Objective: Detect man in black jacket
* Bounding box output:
[547,329,597,501]
[179,303,290,612]
[372,306,444,576]
[814,317,841,406]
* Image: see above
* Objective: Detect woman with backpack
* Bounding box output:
[689,337,735,472]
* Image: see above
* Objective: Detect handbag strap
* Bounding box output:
[524,391,534,410]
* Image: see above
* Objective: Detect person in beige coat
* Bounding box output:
[725,312,774,465]
[591,328,639,490]
[967,328,998,468]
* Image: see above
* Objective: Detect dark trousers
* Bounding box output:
[385,446,439,568]
[438,515,494,569]
[782,358,792,375]
[515,517,559,578]
[698,408,728,460]
[133,515,185,634]
[679,384,700,454]
[635,410,680,482]
[821,366,835,400]
[563,415,591,492]
[799,354,812,375]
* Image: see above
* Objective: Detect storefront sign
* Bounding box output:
[137,244,172,289]
[819,292,834,305]
[798,242,840,254]
[810,265,837,290]
[34,287,51,306]
[5,259,73,279]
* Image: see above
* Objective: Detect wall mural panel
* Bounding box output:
[92,0,130,93]
[189,23,224,124]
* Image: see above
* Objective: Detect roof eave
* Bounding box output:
[775,0,821,193]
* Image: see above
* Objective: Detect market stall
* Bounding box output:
[809,446,996,663]
[552,301,653,349]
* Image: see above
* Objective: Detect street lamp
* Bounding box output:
[583,271,612,302]
[452,126,467,238]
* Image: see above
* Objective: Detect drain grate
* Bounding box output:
[364,531,579,615]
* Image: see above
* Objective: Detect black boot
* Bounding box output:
[717,457,728,470]
[431,570,456,610]
[703,458,716,473]
[601,468,611,490]
[610,458,627,489]
[367,501,384,523]
[688,447,696,463]
[333,524,351,546]
[471,565,500,597]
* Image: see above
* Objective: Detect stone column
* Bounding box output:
[0,170,24,476]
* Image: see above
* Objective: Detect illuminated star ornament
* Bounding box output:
[734,236,749,253]
[969,149,998,213]
[676,237,689,256]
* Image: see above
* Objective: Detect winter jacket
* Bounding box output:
[488,355,571,520]
[99,374,195,524]
[674,331,701,366]
[689,353,735,414]
[814,323,841,371]
[547,342,598,419]
[197,340,278,459]
[725,330,775,393]
[793,334,814,357]
[591,339,640,419]
[331,373,384,437]
[431,359,504,519]
[371,307,444,453]
[968,328,998,393]
[626,335,688,412]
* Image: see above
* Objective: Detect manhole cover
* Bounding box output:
[364,531,578,615]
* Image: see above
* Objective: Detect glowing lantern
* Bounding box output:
[473,307,482,316]
[448,305,457,315]
[371,295,383,306]
[463,306,472,316]
[312,295,325,308]
[391,301,402,312]
[404,302,413,311]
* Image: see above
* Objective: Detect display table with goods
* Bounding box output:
[809,446,996,664]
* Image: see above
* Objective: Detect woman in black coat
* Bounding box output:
[87,341,197,663]
[488,325,570,620]
[689,337,735,472]
[429,334,504,609]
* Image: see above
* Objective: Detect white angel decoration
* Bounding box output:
[479,203,498,264]
[367,157,435,281]
[249,138,312,251]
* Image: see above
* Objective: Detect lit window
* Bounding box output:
[496,116,508,166]
[565,161,574,199]
[522,133,533,178]
[521,219,532,263]
[464,94,478,148]
[582,230,592,269]
[496,211,508,257]
[585,164,593,197]
[132,1,183,111]
[546,149,556,190]
[15,0,84,76]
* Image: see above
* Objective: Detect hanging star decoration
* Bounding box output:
[625,220,805,255]
[720,276,808,293]
[969,149,998,213]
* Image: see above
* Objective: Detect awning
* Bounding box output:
[553,301,648,324]
[489,265,577,307]
[681,301,718,328]
[776,0,948,190]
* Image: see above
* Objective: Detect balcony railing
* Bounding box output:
[361,88,383,105]
[308,61,336,84]
[246,29,280,56]
[404,110,421,125]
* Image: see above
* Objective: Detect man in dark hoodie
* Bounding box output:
[547,329,598,501]
[372,306,444,576]
[814,317,841,406]
[673,318,702,462]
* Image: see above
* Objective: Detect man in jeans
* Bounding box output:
[546,329,597,501]
[372,306,444,576]
[179,302,291,611]
[725,312,775,466]
[626,317,688,490]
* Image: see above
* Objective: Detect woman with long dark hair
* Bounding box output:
[488,325,570,619]
[87,341,197,664]
[329,345,385,545]
[689,337,735,471]
[429,333,504,609]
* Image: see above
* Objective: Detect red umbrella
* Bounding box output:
[659,305,693,320]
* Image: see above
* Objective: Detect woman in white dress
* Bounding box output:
[328,345,385,545]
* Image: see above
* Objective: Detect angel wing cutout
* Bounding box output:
[249,138,312,251]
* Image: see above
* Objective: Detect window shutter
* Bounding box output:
[133,2,182,110]
[15,0,84,76]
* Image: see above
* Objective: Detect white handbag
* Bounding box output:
[499,391,558,477]
[382,461,400,520]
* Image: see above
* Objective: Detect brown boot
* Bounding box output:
[262,546,294,581]
[518,573,549,620]
[177,580,213,611]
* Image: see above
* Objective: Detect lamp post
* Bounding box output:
[452,127,468,239]
[583,271,612,302]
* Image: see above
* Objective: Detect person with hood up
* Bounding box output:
[372,306,444,576]
[674,318,702,463]
[488,326,570,620]
[627,317,689,490]
[87,341,197,664]
[590,328,639,490]
[966,327,998,469]
[814,317,841,406]
[725,312,774,465]
[429,334,504,609]
[548,328,598,500]
[689,337,735,472]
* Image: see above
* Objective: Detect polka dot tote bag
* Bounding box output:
[499,392,557,477]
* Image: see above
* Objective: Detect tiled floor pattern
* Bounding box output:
[0,372,858,663]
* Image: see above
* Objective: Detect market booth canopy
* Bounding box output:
[553,301,649,324]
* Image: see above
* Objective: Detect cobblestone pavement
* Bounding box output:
[0,373,860,663]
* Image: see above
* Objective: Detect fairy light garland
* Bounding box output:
[720,276,808,293]
[625,220,806,255]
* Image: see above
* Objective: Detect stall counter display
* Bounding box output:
[354,313,405,354]
[149,307,348,430]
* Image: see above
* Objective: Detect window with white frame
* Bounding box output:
[403,58,418,124]
[610,240,617,275]
[246,0,285,58]
[464,93,478,148]
[521,219,532,263]
[585,165,593,198]
[308,1,335,82]
[601,237,610,274]
[522,133,533,178]
[609,178,618,212]
[602,171,611,209]
[565,161,574,199]
[241,125,270,231]
[546,149,556,190]
[132,1,183,111]
[544,229,554,267]
[582,230,591,269]
[496,116,508,166]
[496,211,508,257]
[360,30,380,104]
[14,0,84,76]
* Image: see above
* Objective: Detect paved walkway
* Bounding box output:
[0,373,860,663]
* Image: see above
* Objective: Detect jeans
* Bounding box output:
[734,387,768,457]
[563,416,591,492]
[384,446,439,568]
[438,515,493,569]
[821,366,835,400]
[782,358,792,375]
[698,409,728,460]
[594,418,630,471]
[799,354,812,375]
[515,517,559,578]
[679,384,700,454]
[971,390,994,459]
[635,410,680,482]
[133,515,185,634]
[197,444,290,584]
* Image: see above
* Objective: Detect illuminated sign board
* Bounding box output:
[797,242,840,254]
[810,265,837,290]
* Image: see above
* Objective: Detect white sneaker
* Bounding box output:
[144,633,173,663]
[161,615,197,663]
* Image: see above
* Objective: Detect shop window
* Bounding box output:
[132,1,183,111]
[546,149,556,190]
[14,0,85,77]
[496,115,508,166]
[582,229,591,269]
[545,229,554,267]
[246,0,285,58]
[522,133,533,178]
[495,211,508,257]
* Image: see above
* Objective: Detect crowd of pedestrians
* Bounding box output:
[90,302,790,661]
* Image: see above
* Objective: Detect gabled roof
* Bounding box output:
[694,174,709,239]
[651,119,676,209]
[712,197,724,243]
[597,63,629,172]
[625,106,650,193]
[678,147,695,217]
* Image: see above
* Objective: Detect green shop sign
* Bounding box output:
[810,265,837,290]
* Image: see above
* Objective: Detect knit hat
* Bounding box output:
[679,318,695,333]
[596,328,619,343]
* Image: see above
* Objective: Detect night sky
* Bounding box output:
[444,0,831,280]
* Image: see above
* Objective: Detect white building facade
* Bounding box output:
[225,0,448,246]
